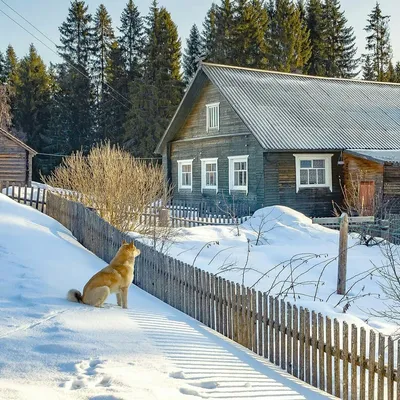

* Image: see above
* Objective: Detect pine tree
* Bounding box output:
[183,24,202,84]
[305,0,325,75]
[119,0,144,79]
[57,0,95,151]
[4,45,19,88]
[323,0,358,78]
[14,44,53,177]
[362,54,375,80]
[232,0,269,69]
[268,0,311,73]
[125,1,183,157]
[202,4,218,62]
[364,2,392,82]
[0,50,6,83]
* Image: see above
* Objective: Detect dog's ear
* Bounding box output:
[122,239,127,245]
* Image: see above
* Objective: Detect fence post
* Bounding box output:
[159,208,169,227]
[337,212,348,295]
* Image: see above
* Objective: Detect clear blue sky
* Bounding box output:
[0,0,399,69]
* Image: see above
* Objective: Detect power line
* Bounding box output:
[0,1,131,111]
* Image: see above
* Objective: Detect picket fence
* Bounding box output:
[0,181,47,212]
[46,190,398,399]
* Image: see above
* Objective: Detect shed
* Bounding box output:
[0,128,37,186]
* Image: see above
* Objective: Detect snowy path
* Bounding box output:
[0,194,333,399]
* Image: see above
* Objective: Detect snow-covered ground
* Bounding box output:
[0,194,334,399]
[135,206,398,336]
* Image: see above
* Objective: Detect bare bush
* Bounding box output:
[43,142,171,233]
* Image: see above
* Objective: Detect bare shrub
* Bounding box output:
[43,142,171,233]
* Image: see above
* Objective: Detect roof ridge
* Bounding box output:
[0,127,37,154]
[201,62,400,87]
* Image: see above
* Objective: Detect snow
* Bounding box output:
[135,205,397,336]
[0,194,333,399]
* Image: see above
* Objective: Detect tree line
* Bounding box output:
[0,0,398,179]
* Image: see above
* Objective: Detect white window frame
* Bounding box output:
[206,102,220,132]
[228,155,249,194]
[293,154,333,193]
[201,158,218,192]
[177,159,193,191]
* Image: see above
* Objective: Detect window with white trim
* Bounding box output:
[177,159,193,191]
[294,154,333,192]
[206,103,220,131]
[228,155,249,194]
[201,158,218,192]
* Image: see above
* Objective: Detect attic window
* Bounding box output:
[206,103,220,131]
[294,154,333,192]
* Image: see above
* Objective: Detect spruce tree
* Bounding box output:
[125,1,183,157]
[57,0,95,151]
[305,0,325,75]
[4,45,19,88]
[363,2,392,82]
[232,0,269,69]
[202,4,218,62]
[119,0,144,79]
[214,0,236,64]
[268,0,311,72]
[323,0,358,78]
[0,50,6,83]
[362,54,375,80]
[386,60,396,82]
[395,62,400,83]
[183,24,202,84]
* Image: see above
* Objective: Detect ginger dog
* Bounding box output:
[67,240,141,308]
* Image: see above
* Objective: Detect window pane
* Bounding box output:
[234,162,241,171]
[317,169,325,184]
[309,169,317,184]
[182,164,191,173]
[300,160,312,168]
[313,159,325,168]
[300,169,308,184]
[234,171,239,186]
[208,172,215,186]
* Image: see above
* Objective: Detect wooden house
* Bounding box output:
[0,127,37,186]
[155,63,400,217]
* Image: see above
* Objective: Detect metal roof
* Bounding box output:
[0,127,37,155]
[155,63,400,154]
[345,149,400,164]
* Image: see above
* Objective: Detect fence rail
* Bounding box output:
[46,191,399,400]
[1,181,47,212]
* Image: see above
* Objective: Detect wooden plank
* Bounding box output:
[311,311,317,387]
[334,319,340,397]
[234,283,240,343]
[287,303,292,375]
[242,285,247,348]
[360,327,366,400]
[215,277,220,333]
[323,317,332,395]
[263,293,268,359]
[299,307,305,381]
[388,336,394,400]
[351,324,358,399]
[293,305,299,378]
[252,289,257,353]
[397,340,400,400]
[343,322,349,400]
[227,281,233,339]
[369,330,376,399]
[247,288,252,351]
[257,291,263,356]
[205,272,211,328]
[210,275,216,329]
[222,279,228,337]
[274,297,280,366]
[280,299,286,370]
[269,296,274,363]
[305,309,311,384]
[377,333,385,400]
[318,313,325,391]
[35,185,40,210]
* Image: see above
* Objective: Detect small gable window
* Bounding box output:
[177,159,193,191]
[206,103,220,131]
[294,154,333,192]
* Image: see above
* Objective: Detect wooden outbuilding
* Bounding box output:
[0,127,37,186]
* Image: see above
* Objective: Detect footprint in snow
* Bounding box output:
[179,387,210,399]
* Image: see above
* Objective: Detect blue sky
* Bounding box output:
[0,0,399,70]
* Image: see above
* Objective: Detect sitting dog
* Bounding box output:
[67,240,141,308]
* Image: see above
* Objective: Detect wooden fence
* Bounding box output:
[1,181,47,212]
[46,191,398,399]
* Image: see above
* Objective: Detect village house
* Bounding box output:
[155,63,400,217]
[0,127,37,186]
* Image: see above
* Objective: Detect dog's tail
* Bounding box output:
[67,289,83,303]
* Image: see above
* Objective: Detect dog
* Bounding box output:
[67,240,141,308]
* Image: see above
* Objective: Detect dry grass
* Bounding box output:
[43,142,171,233]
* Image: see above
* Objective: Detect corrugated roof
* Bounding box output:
[345,149,400,164]
[0,128,37,155]
[201,63,400,150]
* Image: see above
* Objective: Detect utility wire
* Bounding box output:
[0,2,131,110]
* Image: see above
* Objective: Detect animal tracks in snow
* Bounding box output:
[62,359,113,391]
